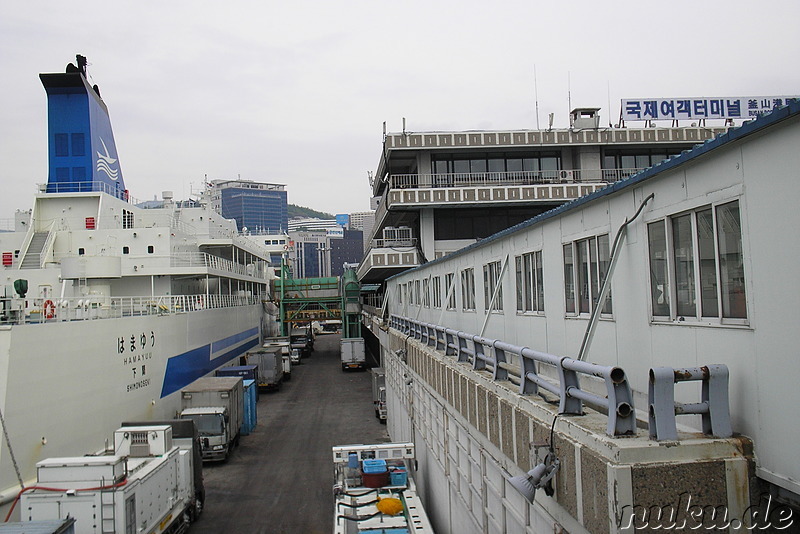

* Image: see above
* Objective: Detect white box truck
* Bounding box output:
[243,347,284,390]
[21,425,197,534]
[180,376,244,461]
[340,337,366,371]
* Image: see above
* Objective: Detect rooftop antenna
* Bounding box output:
[534,65,541,130]
[567,71,572,116]
[402,117,407,136]
[607,81,612,127]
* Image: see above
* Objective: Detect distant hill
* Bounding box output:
[288,204,335,220]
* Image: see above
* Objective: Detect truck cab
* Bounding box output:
[180,406,232,461]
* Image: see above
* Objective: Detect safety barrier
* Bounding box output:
[648,365,732,441]
[390,314,636,437]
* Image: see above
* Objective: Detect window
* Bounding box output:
[78,247,85,256]
[564,235,612,316]
[445,273,456,309]
[422,278,430,308]
[461,268,475,311]
[147,245,154,254]
[483,260,504,311]
[122,209,134,229]
[414,280,420,306]
[647,200,746,322]
[432,276,441,308]
[122,246,129,254]
[397,284,403,305]
[516,250,544,313]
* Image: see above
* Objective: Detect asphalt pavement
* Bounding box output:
[191,333,389,534]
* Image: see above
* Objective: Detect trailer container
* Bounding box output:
[242,379,258,435]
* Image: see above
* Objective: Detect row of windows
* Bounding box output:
[77,245,155,256]
[396,200,746,324]
[431,152,561,175]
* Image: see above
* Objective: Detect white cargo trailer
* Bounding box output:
[21,425,194,534]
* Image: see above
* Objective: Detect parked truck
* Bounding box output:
[290,326,314,357]
[20,425,197,534]
[180,376,244,461]
[242,347,284,390]
[340,337,366,371]
[121,419,206,519]
[371,367,387,422]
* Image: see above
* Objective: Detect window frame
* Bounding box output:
[515,250,545,314]
[563,234,612,318]
[646,199,748,326]
[461,268,475,312]
[483,260,504,312]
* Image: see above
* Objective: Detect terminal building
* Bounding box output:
[358,108,728,285]
[359,103,800,533]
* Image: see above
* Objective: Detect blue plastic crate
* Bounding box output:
[362,458,387,474]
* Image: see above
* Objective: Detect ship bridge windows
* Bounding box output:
[122,209,134,229]
[647,200,746,323]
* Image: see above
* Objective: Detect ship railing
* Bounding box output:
[389,314,636,437]
[0,294,263,324]
[38,181,144,204]
[388,168,645,189]
[170,252,265,278]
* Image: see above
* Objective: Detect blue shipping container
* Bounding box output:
[241,379,258,435]
[216,365,259,382]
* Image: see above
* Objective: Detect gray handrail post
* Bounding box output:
[519,348,539,395]
[445,329,456,356]
[472,336,487,371]
[434,326,445,351]
[604,367,636,436]
[648,365,732,441]
[702,365,732,438]
[457,333,469,363]
[558,358,583,415]
[493,341,509,381]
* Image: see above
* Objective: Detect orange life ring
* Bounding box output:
[43,299,56,319]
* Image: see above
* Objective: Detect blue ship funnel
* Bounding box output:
[40,55,127,199]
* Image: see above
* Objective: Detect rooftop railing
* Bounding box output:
[390,314,636,437]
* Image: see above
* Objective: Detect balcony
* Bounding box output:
[357,239,421,284]
[383,169,644,209]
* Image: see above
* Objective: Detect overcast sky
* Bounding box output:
[1,0,798,218]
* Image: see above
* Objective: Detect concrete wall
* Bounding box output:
[379,323,755,533]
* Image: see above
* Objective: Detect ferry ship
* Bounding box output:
[0,56,277,511]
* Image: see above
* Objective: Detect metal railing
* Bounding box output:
[370,238,418,249]
[390,314,636,436]
[388,168,645,190]
[0,294,263,325]
[648,365,732,441]
[39,181,143,204]
[170,252,266,278]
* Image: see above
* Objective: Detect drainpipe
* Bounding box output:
[577,193,654,361]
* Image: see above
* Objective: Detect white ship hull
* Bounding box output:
[0,304,263,504]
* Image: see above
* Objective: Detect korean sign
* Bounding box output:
[621,97,799,121]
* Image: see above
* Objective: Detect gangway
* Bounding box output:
[275,267,362,338]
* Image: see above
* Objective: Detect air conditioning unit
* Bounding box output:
[559,170,575,182]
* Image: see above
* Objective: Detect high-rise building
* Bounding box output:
[211,179,288,234]
[330,229,364,276]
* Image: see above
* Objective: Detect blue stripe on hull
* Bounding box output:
[212,327,259,354]
[160,332,260,397]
